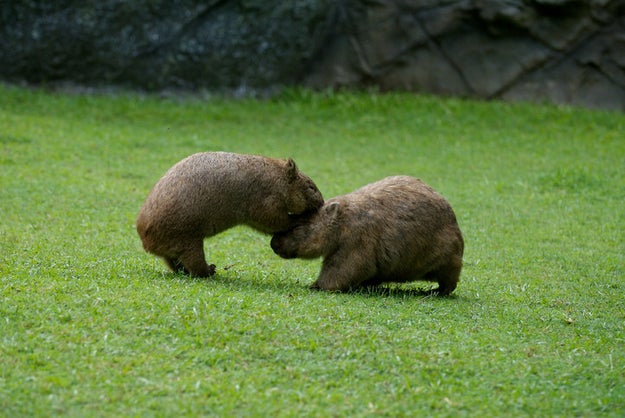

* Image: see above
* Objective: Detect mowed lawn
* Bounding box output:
[1,85,624,417]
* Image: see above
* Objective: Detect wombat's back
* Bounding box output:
[332,175,459,230]
[137,152,284,241]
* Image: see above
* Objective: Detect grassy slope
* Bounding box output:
[1,86,624,417]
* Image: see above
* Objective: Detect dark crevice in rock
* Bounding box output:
[413,12,475,95]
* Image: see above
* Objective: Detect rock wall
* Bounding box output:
[1,0,624,109]
[0,0,334,92]
[310,0,625,110]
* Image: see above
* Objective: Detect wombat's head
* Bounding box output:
[283,158,324,215]
[271,201,340,259]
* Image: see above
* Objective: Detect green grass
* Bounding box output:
[1,85,624,417]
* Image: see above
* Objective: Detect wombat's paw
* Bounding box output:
[189,263,216,278]
[309,281,340,291]
[196,263,216,278]
[207,264,217,276]
[431,286,454,297]
[310,279,346,292]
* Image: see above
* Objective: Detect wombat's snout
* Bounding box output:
[270,234,296,259]
[311,192,324,210]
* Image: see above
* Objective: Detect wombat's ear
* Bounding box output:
[326,202,340,219]
[286,158,298,179]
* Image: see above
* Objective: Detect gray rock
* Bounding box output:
[306,0,625,110]
[1,0,624,109]
[0,1,334,91]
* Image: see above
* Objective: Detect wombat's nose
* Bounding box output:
[270,235,293,258]
[270,236,281,252]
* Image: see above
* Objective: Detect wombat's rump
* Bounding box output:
[271,176,463,295]
[137,152,324,277]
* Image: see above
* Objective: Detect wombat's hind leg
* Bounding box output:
[179,240,216,278]
[426,258,462,296]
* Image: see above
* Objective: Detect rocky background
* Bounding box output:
[1,0,624,110]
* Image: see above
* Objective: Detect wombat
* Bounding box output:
[136,151,324,277]
[271,176,464,295]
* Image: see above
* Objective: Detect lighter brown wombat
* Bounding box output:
[137,151,324,277]
[271,176,464,295]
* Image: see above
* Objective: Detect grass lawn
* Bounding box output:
[1,85,624,417]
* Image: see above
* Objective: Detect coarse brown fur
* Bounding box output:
[137,152,324,277]
[271,176,464,295]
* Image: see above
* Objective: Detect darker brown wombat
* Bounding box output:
[271,176,464,295]
[137,151,324,277]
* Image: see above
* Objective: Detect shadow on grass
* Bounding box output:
[346,285,459,300]
[152,268,461,301]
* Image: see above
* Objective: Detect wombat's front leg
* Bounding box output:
[312,253,376,291]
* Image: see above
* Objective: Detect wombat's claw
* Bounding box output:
[191,263,216,278]
[430,287,453,297]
